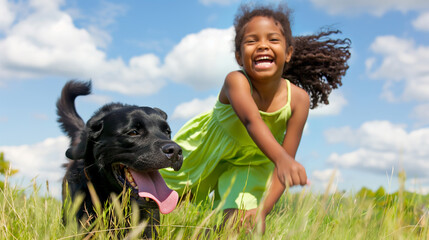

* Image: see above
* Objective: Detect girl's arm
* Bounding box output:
[221,71,309,232]
[220,71,308,187]
[260,84,310,217]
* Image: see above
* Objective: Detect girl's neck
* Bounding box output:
[246,69,282,95]
[249,75,286,112]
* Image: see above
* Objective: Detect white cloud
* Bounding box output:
[0,1,238,95]
[411,103,429,127]
[408,179,429,194]
[172,96,217,120]
[30,0,64,11]
[310,0,429,16]
[367,36,429,102]
[325,121,429,177]
[325,121,407,150]
[312,168,341,193]
[0,0,15,32]
[0,1,168,95]
[164,27,238,90]
[86,25,112,49]
[80,1,126,49]
[310,91,348,116]
[324,126,355,145]
[83,94,113,105]
[328,149,399,170]
[0,135,69,198]
[89,1,126,28]
[413,12,429,32]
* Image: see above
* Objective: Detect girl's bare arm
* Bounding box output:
[260,84,310,217]
[220,71,308,187]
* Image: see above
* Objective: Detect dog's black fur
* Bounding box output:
[57,80,182,238]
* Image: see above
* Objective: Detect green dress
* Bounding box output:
[160,79,292,210]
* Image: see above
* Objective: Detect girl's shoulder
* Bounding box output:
[288,81,310,110]
[219,71,250,104]
[225,70,247,82]
[223,71,250,90]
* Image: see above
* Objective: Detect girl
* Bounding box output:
[160,4,351,232]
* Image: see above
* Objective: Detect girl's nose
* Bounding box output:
[257,41,269,50]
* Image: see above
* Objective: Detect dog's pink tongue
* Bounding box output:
[129,169,178,214]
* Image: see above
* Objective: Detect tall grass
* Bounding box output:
[1,172,429,239]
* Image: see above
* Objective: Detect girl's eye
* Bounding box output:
[127,130,139,136]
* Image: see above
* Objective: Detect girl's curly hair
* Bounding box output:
[234,4,351,109]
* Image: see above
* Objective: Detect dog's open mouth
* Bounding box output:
[112,164,179,214]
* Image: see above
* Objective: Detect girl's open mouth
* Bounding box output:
[254,55,274,69]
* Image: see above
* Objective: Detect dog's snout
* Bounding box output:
[162,143,182,159]
[161,143,183,171]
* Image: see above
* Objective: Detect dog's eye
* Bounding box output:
[164,128,171,136]
[127,130,139,136]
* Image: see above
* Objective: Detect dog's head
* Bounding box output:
[66,103,183,214]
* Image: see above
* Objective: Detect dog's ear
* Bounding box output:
[154,108,168,120]
[65,120,104,160]
[66,130,88,160]
[88,119,104,139]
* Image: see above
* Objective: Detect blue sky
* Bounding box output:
[1,0,429,198]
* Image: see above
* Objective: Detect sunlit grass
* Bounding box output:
[1,170,429,239]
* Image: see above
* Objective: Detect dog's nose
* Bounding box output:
[161,143,183,171]
[161,143,182,160]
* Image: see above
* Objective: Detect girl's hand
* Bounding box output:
[275,155,307,187]
[258,160,308,228]
[241,208,266,234]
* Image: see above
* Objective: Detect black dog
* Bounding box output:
[57,80,183,238]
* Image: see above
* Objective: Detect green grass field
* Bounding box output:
[2,173,429,239]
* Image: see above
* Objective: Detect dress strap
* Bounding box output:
[286,79,291,105]
[239,70,253,95]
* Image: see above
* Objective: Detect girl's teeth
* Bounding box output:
[256,56,271,61]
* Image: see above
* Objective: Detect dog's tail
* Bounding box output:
[56,80,91,146]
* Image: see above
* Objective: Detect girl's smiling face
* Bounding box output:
[236,16,293,81]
